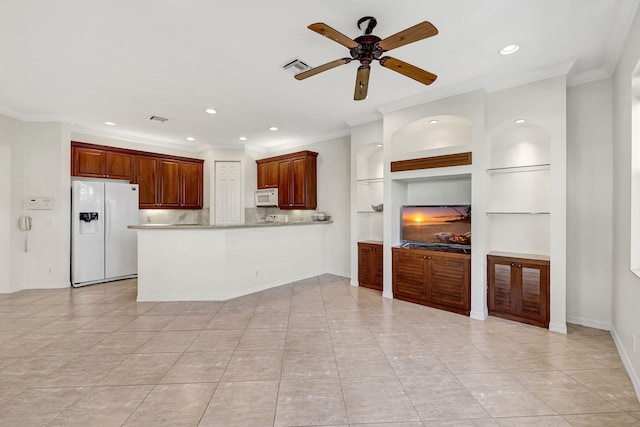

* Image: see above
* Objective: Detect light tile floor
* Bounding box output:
[0,274,638,426]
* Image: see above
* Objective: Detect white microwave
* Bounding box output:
[255,188,278,207]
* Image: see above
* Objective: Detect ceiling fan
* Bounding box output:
[295,16,439,100]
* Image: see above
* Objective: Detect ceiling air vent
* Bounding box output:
[149,115,169,123]
[282,58,311,75]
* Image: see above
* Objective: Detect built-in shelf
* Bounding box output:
[486,211,550,215]
[356,177,384,183]
[486,164,550,174]
[357,210,383,214]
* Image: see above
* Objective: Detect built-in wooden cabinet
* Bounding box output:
[256,150,318,210]
[256,160,279,189]
[358,241,383,291]
[487,252,550,328]
[72,142,204,209]
[392,246,471,315]
[72,145,133,180]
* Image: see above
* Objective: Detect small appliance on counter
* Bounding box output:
[255,188,278,207]
[312,211,331,221]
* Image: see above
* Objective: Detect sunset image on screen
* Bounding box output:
[401,206,471,246]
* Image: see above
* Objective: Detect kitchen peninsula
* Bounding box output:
[129,221,333,301]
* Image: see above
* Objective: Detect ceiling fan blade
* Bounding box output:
[354,66,370,101]
[308,23,359,49]
[294,58,352,80]
[377,21,438,51]
[379,56,437,85]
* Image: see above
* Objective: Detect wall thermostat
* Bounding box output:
[24,197,54,210]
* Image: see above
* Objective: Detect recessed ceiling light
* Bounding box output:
[205,108,217,114]
[500,44,520,55]
[376,144,382,147]
[429,120,439,124]
[268,126,278,131]
[104,121,116,126]
[239,136,247,141]
[186,137,195,141]
[514,119,526,124]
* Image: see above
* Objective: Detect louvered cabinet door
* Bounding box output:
[517,262,549,327]
[392,248,427,302]
[428,255,470,314]
[487,254,550,328]
[488,259,517,315]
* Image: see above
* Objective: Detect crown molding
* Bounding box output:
[567,67,611,87]
[604,0,640,75]
[0,105,65,123]
[71,126,209,153]
[260,129,351,154]
[346,112,383,128]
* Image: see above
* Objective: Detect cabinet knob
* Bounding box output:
[517,264,522,268]
[423,255,427,259]
[511,263,516,267]
[427,256,432,260]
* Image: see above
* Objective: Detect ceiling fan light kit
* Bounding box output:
[295,16,438,100]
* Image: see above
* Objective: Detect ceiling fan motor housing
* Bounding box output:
[351,35,383,66]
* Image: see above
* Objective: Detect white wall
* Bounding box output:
[0,147,11,291]
[0,114,71,291]
[264,136,351,277]
[611,5,640,398]
[566,79,613,330]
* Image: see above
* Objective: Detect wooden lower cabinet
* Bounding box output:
[392,247,470,315]
[487,253,550,328]
[358,241,383,291]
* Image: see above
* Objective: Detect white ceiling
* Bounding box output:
[0,0,637,152]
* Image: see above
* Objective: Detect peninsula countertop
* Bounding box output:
[128,220,333,230]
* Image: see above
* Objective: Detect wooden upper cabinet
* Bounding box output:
[72,141,204,210]
[256,160,279,189]
[105,151,132,180]
[72,144,132,179]
[134,156,160,208]
[259,150,317,210]
[180,161,203,208]
[159,159,181,207]
[72,146,106,178]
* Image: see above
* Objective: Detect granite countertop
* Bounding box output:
[128,220,333,230]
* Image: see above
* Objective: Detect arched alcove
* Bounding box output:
[490,123,550,168]
[391,115,472,157]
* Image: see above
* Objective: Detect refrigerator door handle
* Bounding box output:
[105,200,111,242]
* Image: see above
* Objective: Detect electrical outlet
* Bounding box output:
[633,334,637,352]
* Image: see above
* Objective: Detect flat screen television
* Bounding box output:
[401,205,471,249]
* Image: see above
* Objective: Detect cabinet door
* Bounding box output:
[488,259,517,315]
[105,151,132,180]
[159,159,181,207]
[278,159,292,208]
[135,156,159,208]
[428,255,470,312]
[358,244,374,288]
[392,249,427,301]
[291,156,308,208]
[257,160,278,189]
[517,263,549,325]
[180,161,203,208]
[72,147,105,178]
[372,246,383,290]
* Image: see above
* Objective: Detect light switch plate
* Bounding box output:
[24,197,54,210]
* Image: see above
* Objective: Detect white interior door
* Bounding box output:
[215,161,242,224]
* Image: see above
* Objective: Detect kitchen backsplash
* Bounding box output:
[245,207,320,224]
[140,208,210,225]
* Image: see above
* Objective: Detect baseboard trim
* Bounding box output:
[470,309,488,321]
[382,291,393,299]
[549,322,568,334]
[566,315,611,331]
[611,326,640,402]
[1,281,71,293]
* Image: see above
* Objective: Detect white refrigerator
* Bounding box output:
[72,180,139,287]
